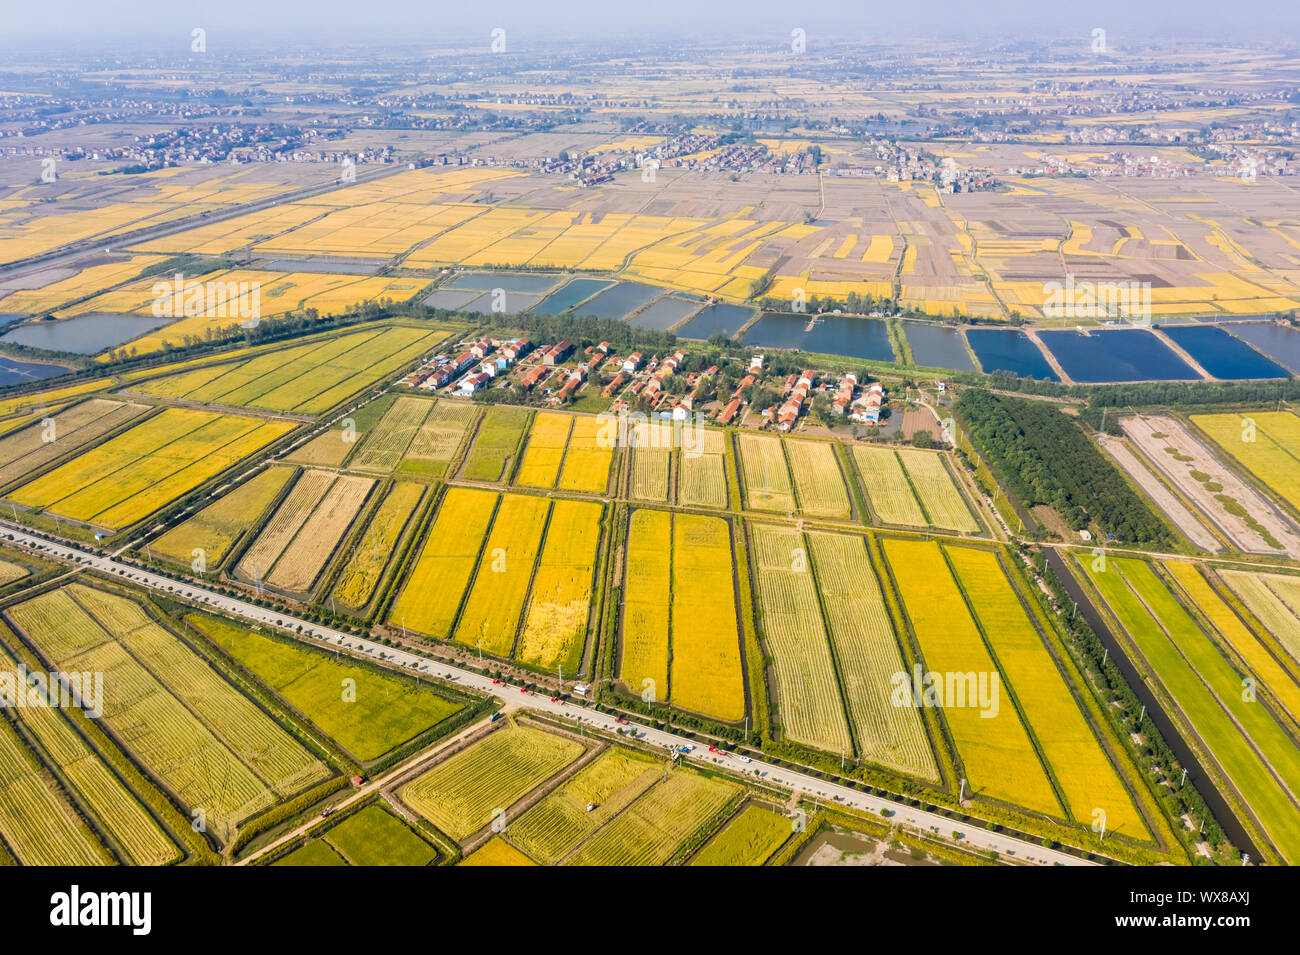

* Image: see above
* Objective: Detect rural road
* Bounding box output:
[0,519,1094,867]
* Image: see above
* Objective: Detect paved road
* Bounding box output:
[0,519,1093,867]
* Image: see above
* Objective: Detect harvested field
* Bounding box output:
[151,466,294,568]
[1098,434,1221,552]
[677,427,728,508]
[349,396,432,471]
[400,401,477,477]
[235,470,335,584]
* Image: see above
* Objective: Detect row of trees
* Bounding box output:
[956,389,1173,547]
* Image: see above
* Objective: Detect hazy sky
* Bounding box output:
[4,0,1299,45]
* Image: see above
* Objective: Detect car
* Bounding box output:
[737,755,752,763]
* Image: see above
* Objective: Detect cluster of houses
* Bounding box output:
[405,337,534,393]
[761,368,816,432]
[829,374,886,424]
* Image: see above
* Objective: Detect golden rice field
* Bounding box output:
[1191,412,1300,514]
[748,522,852,754]
[9,408,294,531]
[946,547,1144,834]
[677,426,728,508]
[619,508,673,703]
[516,499,603,673]
[135,323,451,415]
[688,803,791,866]
[0,397,149,489]
[556,414,614,494]
[738,433,795,513]
[850,445,924,528]
[506,747,660,865]
[330,482,426,611]
[453,493,550,657]
[670,513,746,722]
[0,648,178,865]
[515,411,572,488]
[563,770,739,866]
[0,255,154,314]
[400,724,585,841]
[9,584,326,840]
[883,539,1063,816]
[805,531,938,779]
[0,379,109,419]
[630,445,671,502]
[150,465,294,567]
[895,449,979,533]
[1166,562,1300,727]
[459,838,537,866]
[784,439,851,519]
[388,487,497,639]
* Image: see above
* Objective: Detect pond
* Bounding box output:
[533,279,613,315]
[626,296,698,331]
[966,328,1059,381]
[447,272,560,293]
[677,303,755,340]
[0,313,170,355]
[262,259,379,275]
[573,282,664,319]
[902,322,976,372]
[0,354,68,387]
[1223,322,1300,375]
[1160,324,1290,379]
[1037,328,1200,382]
[741,313,894,362]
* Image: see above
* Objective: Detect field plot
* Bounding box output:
[8,585,328,840]
[1166,562,1300,727]
[237,471,374,595]
[150,466,294,568]
[688,803,791,866]
[453,493,550,657]
[515,412,572,488]
[330,482,426,611]
[348,396,433,472]
[9,408,293,531]
[1220,569,1300,665]
[1192,412,1300,516]
[556,415,614,494]
[134,324,451,415]
[0,398,150,488]
[507,747,661,865]
[400,401,477,477]
[749,522,852,754]
[1123,414,1300,559]
[459,405,531,482]
[883,539,1063,816]
[307,804,439,867]
[896,449,979,533]
[516,499,603,673]
[459,838,536,866]
[946,547,1144,834]
[629,420,672,502]
[1098,434,1222,553]
[805,531,937,779]
[671,514,747,722]
[564,769,738,866]
[387,487,497,640]
[677,426,728,508]
[192,616,463,763]
[784,439,851,519]
[738,433,795,513]
[851,446,927,527]
[618,509,673,703]
[1081,557,1300,863]
[400,724,585,841]
[0,713,107,866]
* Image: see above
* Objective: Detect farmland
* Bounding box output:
[399,723,585,840]
[883,539,1063,816]
[1191,412,1300,516]
[516,499,603,673]
[895,449,980,533]
[7,585,328,841]
[350,396,476,477]
[688,803,792,866]
[629,421,673,502]
[190,615,463,763]
[618,509,673,703]
[515,412,572,488]
[330,482,427,611]
[237,471,374,595]
[556,414,614,494]
[852,446,927,527]
[8,408,294,531]
[853,445,977,532]
[150,466,294,568]
[0,398,150,488]
[459,405,531,482]
[784,439,852,519]
[1079,556,1300,863]
[1219,569,1300,664]
[281,804,439,867]
[738,433,795,513]
[677,427,728,508]
[134,324,453,415]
